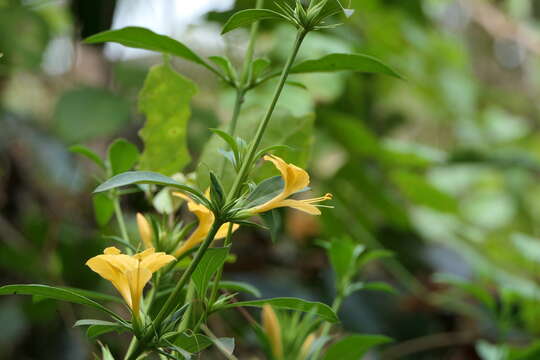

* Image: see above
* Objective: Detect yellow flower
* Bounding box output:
[248,155,332,215]
[136,213,153,249]
[86,247,175,316]
[171,192,239,258]
[262,304,283,359]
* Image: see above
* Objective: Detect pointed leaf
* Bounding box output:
[0,284,121,321]
[107,138,140,175]
[93,193,115,227]
[222,9,286,34]
[93,171,204,200]
[290,53,402,78]
[138,63,197,175]
[69,144,105,169]
[85,27,213,71]
[222,297,339,323]
[192,247,230,297]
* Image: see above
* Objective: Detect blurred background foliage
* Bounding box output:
[2,0,540,359]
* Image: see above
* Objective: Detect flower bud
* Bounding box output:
[136,213,153,249]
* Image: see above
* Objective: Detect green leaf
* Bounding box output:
[244,176,284,208]
[290,53,402,78]
[215,281,261,298]
[138,63,197,175]
[85,27,212,71]
[221,9,286,34]
[390,170,458,213]
[260,209,282,243]
[93,193,115,227]
[93,171,204,201]
[69,145,106,169]
[357,249,394,269]
[87,324,126,339]
[222,297,339,323]
[74,319,128,339]
[107,138,140,175]
[346,281,397,295]
[99,342,116,360]
[322,334,392,360]
[54,87,130,143]
[192,247,230,297]
[209,172,225,208]
[168,333,213,353]
[209,56,237,82]
[251,58,271,80]
[329,237,365,286]
[60,287,123,304]
[0,284,121,321]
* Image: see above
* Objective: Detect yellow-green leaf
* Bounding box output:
[138,63,197,175]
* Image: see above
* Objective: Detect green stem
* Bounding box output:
[177,281,196,332]
[113,194,131,245]
[126,220,224,360]
[313,293,344,360]
[226,28,308,202]
[239,0,264,88]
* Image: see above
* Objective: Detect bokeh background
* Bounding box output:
[2,0,540,359]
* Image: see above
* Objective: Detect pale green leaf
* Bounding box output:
[138,63,197,175]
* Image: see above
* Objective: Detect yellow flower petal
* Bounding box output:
[262,304,283,359]
[136,213,154,249]
[215,223,240,239]
[86,247,174,315]
[248,155,331,215]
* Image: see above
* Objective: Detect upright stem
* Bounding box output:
[312,293,344,360]
[113,194,131,245]
[126,220,224,360]
[227,28,308,202]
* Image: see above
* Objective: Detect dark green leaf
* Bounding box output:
[290,53,402,78]
[85,27,213,71]
[138,63,197,175]
[167,333,213,353]
[93,171,204,201]
[222,9,286,34]
[209,172,225,209]
[107,138,140,175]
[69,145,106,169]
[322,334,392,360]
[87,324,126,339]
[99,342,116,360]
[0,284,121,321]
[244,176,284,208]
[222,297,338,323]
[60,287,123,304]
[192,247,230,297]
[260,210,281,243]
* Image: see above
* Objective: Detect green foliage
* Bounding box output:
[191,247,229,297]
[221,9,287,34]
[54,87,130,143]
[85,27,213,72]
[138,63,196,175]
[107,139,140,176]
[93,171,205,203]
[322,334,392,360]
[0,285,122,321]
[290,53,402,78]
[222,297,339,323]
